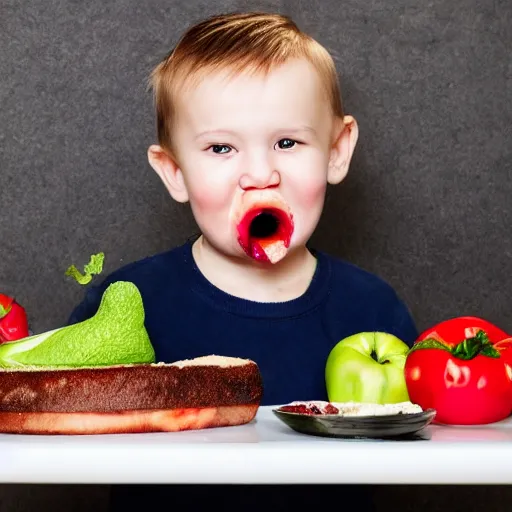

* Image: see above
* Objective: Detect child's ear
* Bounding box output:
[327,115,359,185]
[147,145,189,203]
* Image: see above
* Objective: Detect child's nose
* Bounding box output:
[239,154,281,190]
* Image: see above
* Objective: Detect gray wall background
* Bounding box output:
[1,0,511,510]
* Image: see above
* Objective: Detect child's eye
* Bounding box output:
[275,139,298,150]
[208,144,232,154]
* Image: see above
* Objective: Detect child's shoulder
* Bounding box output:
[67,242,192,325]
[101,242,191,285]
[317,250,418,344]
[319,250,399,299]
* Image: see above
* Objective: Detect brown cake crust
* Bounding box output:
[0,361,263,413]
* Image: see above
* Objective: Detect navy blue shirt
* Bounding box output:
[68,241,418,406]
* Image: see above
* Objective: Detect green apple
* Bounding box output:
[325,332,410,404]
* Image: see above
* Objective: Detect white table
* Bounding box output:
[1,406,512,484]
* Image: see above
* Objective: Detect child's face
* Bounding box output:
[150,58,357,263]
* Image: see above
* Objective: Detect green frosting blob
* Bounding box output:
[0,281,155,368]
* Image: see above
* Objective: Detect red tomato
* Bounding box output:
[417,316,509,345]
[405,321,512,425]
[0,294,30,343]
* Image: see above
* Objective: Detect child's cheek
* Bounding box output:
[283,152,329,209]
[290,175,327,239]
[188,181,231,217]
[297,175,327,209]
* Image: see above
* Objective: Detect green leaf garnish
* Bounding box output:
[65,252,105,285]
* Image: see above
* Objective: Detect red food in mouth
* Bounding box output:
[236,207,294,263]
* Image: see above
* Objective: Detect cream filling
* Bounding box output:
[0,355,253,372]
[170,355,251,368]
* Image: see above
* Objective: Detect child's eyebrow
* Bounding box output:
[279,126,317,137]
[194,126,317,140]
[194,130,238,141]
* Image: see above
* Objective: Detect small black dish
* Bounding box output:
[272,408,436,440]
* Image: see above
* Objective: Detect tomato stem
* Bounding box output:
[409,330,500,360]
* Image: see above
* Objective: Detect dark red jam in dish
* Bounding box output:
[278,402,339,415]
[323,403,340,415]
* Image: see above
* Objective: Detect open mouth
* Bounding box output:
[237,207,294,264]
[249,212,280,239]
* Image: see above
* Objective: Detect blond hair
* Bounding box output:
[149,12,344,152]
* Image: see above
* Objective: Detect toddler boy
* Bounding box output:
[68,11,418,512]
[69,12,418,407]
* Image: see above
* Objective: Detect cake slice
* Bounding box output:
[0,355,263,435]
